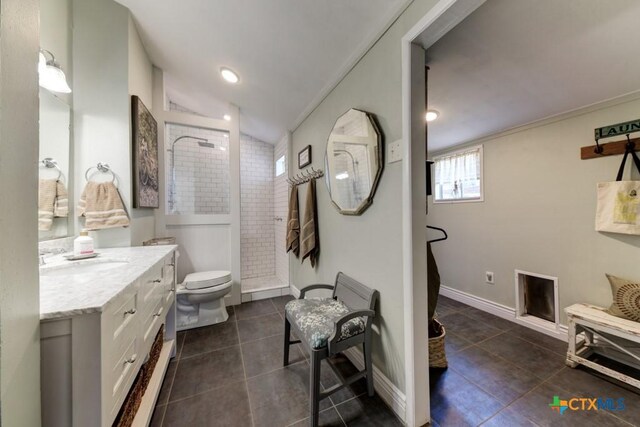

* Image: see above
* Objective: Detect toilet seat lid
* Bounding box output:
[183,270,232,290]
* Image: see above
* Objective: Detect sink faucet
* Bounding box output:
[39,247,67,266]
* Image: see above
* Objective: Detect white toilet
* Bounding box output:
[176,270,232,330]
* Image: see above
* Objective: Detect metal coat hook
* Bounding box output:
[287,167,324,186]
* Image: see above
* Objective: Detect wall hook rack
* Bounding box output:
[286,167,324,186]
[582,118,640,160]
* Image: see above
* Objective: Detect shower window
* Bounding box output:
[275,155,286,177]
[166,123,230,215]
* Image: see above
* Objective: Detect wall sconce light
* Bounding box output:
[39,49,71,93]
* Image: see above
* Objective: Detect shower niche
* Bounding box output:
[515,270,559,330]
[165,123,230,215]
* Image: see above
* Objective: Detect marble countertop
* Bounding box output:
[40,245,177,320]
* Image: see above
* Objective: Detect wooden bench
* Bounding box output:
[283,272,379,427]
[565,303,640,389]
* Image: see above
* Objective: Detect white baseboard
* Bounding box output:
[342,347,406,423]
[290,283,406,422]
[290,284,300,298]
[241,285,289,302]
[440,285,568,342]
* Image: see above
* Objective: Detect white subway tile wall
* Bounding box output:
[240,133,276,279]
[274,136,289,285]
[166,123,230,214]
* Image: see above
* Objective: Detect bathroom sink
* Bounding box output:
[40,261,129,277]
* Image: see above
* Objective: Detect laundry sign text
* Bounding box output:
[595,119,640,140]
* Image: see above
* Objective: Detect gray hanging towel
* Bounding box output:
[286,184,300,257]
[301,179,319,267]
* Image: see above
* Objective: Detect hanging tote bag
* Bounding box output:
[595,142,640,235]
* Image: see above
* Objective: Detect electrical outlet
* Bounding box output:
[485,271,495,284]
[388,139,402,163]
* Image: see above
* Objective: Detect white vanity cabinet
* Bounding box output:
[40,248,177,427]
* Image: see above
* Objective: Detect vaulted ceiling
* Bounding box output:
[116,0,409,143]
[420,0,640,152]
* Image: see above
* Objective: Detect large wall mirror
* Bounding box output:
[38,88,72,240]
[324,108,383,215]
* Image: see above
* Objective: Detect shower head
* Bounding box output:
[197,141,216,149]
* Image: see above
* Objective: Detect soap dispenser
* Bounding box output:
[74,230,94,256]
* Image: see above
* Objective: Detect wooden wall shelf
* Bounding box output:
[581,136,640,160]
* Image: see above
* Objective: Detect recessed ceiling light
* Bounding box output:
[426,110,439,122]
[220,67,239,84]
[223,114,231,121]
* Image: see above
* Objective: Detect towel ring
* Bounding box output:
[40,157,63,180]
[85,162,116,183]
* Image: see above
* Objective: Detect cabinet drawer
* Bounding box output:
[162,262,176,306]
[141,298,164,357]
[103,290,139,360]
[107,337,140,420]
[139,265,164,312]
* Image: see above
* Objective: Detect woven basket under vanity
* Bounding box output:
[428,319,447,369]
[113,325,165,427]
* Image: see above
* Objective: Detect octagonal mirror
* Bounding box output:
[325,109,383,215]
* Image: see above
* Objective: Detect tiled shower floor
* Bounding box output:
[150,296,402,426]
[431,296,640,426]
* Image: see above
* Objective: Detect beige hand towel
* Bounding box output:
[38,179,57,231]
[78,181,130,230]
[301,179,319,267]
[286,185,300,257]
[54,180,69,218]
[39,179,70,231]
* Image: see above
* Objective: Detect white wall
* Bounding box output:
[240,133,275,280]
[428,95,640,324]
[0,0,42,425]
[290,0,440,393]
[73,0,156,247]
[73,0,131,247]
[128,15,156,245]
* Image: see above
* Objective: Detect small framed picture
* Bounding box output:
[298,145,312,168]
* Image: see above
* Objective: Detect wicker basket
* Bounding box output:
[113,369,145,427]
[428,319,447,369]
[113,325,165,427]
[141,325,164,388]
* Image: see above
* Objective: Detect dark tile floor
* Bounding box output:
[431,296,640,426]
[150,295,403,427]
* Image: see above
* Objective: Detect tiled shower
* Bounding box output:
[240,134,288,293]
[165,100,288,296]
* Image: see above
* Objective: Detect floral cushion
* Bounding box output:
[285,298,366,349]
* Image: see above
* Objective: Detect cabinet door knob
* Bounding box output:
[124,308,136,315]
[152,279,162,283]
[125,354,137,364]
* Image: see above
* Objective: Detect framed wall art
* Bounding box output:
[131,95,159,208]
[298,144,312,168]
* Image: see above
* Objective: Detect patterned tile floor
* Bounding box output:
[150,295,402,426]
[430,296,640,426]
